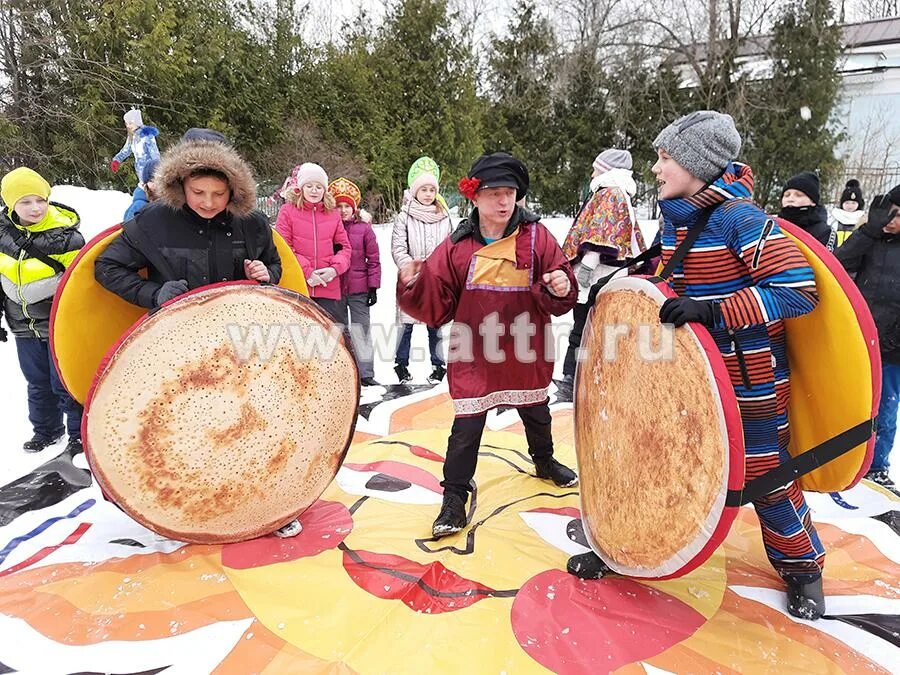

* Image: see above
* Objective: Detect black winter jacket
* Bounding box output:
[94,202,282,309]
[0,203,84,338]
[837,228,900,364]
[779,205,837,252]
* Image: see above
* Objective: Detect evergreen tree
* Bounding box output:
[742,0,842,209]
[483,0,560,212]
[550,48,615,215]
[367,0,482,211]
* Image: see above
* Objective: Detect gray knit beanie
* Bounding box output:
[653,111,742,184]
[593,149,633,174]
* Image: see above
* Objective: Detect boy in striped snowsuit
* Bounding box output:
[652,111,826,620]
[568,111,828,622]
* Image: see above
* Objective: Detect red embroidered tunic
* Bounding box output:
[397,215,577,416]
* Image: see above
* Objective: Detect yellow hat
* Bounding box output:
[1,167,51,211]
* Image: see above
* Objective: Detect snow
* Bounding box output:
[0,188,897,488]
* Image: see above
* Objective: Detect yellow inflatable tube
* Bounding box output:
[779,218,879,492]
[50,225,307,405]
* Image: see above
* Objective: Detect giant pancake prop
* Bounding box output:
[81,282,359,543]
[49,225,308,405]
[575,214,880,579]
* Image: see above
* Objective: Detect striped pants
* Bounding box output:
[738,381,825,581]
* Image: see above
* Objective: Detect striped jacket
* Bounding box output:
[659,162,818,412]
[0,203,84,338]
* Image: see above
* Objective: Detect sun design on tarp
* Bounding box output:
[0,389,898,673]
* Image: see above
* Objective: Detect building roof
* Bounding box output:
[665,16,900,67]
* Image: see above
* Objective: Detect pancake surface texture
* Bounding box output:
[84,283,358,543]
[575,276,741,578]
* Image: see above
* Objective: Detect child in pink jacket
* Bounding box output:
[275,163,351,321]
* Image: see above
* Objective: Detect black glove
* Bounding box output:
[0,326,7,342]
[862,194,896,238]
[367,288,377,306]
[155,279,189,305]
[659,297,721,328]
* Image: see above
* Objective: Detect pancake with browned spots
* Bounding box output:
[84,283,359,543]
[574,276,743,578]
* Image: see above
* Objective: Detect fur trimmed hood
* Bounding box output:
[155,139,257,217]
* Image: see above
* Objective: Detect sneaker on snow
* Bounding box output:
[567,551,611,580]
[785,575,825,620]
[23,433,63,453]
[865,469,896,488]
[534,457,579,487]
[360,377,381,387]
[274,518,303,538]
[394,364,412,383]
[65,437,83,454]
[432,492,467,538]
[427,365,446,384]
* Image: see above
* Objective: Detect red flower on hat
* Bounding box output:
[458,176,481,200]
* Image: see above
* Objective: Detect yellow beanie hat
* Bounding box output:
[1,167,52,211]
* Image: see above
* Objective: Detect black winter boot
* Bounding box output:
[394,364,412,383]
[432,491,467,538]
[427,365,446,384]
[865,469,896,489]
[567,551,611,580]
[785,575,825,620]
[534,457,578,487]
[65,437,83,454]
[23,433,63,453]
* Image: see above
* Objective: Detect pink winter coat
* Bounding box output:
[341,218,381,295]
[275,201,351,299]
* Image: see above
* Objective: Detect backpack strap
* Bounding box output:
[10,229,66,275]
[726,418,875,505]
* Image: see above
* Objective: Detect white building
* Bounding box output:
[836,17,900,194]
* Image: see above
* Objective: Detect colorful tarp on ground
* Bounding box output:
[0,385,898,673]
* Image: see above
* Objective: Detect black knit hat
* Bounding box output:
[466,152,529,201]
[840,179,865,209]
[783,171,820,205]
[889,183,900,208]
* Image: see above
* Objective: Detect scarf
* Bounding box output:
[403,192,448,224]
[779,205,828,232]
[563,169,645,261]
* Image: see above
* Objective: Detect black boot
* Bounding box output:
[785,575,825,620]
[432,491,467,538]
[427,365,446,384]
[567,551,611,580]
[23,433,63,453]
[534,456,578,487]
[65,437,83,454]
[555,375,574,400]
[394,364,412,383]
[865,469,896,489]
[360,377,381,387]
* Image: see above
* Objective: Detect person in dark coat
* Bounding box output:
[0,167,85,453]
[96,138,281,309]
[836,186,900,490]
[779,171,836,252]
[94,137,304,538]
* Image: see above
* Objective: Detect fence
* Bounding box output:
[828,167,900,203]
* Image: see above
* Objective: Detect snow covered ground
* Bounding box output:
[0,187,895,488]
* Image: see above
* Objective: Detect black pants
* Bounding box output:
[562,301,590,378]
[441,403,555,499]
